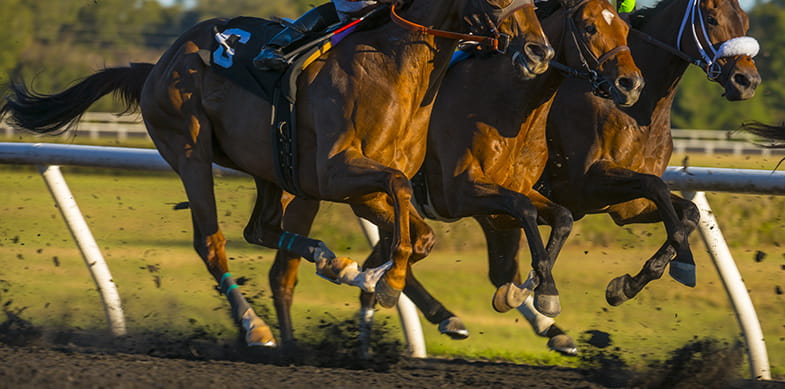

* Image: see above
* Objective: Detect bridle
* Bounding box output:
[548,0,631,98]
[630,0,759,80]
[390,0,535,53]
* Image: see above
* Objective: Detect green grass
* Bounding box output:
[1,163,784,379]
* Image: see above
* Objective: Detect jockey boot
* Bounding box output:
[253,3,339,71]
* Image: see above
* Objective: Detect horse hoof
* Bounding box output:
[438,317,469,340]
[535,294,561,318]
[547,334,577,356]
[492,282,530,313]
[374,277,401,308]
[606,274,633,306]
[245,320,276,347]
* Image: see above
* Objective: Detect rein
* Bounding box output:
[390,3,533,53]
[549,0,630,98]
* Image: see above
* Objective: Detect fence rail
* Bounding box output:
[0,142,775,380]
[3,114,785,155]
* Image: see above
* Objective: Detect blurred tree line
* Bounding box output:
[0,0,783,129]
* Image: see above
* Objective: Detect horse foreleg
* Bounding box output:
[584,162,694,285]
[605,194,700,304]
[338,169,415,308]
[474,215,528,312]
[476,215,576,354]
[243,180,378,290]
[268,195,321,349]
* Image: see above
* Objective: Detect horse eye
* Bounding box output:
[585,24,597,34]
[707,16,718,25]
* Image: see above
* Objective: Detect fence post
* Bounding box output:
[38,165,127,336]
[683,191,771,380]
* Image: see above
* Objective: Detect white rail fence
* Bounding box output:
[3,114,784,156]
[0,142,777,380]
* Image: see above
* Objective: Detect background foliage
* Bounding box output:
[0,0,783,129]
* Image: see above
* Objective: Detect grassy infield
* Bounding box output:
[0,139,784,379]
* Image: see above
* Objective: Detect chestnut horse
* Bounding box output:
[0,0,552,348]
[269,0,642,350]
[374,0,761,354]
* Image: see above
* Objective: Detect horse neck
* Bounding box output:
[626,0,693,121]
[401,0,469,33]
[496,7,573,117]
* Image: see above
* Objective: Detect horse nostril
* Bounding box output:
[525,43,554,63]
[616,77,636,92]
[734,73,751,88]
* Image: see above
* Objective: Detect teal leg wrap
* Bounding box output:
[220,272,251,323]
[277,231,336,264]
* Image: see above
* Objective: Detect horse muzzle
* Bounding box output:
[609,72,644,107]
[721,56,761,101]
[512,41,554,80]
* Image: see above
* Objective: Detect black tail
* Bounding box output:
[740,120,785,148]
[0,62,155,135]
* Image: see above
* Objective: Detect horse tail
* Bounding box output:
[740,120,785,147]
[0,62,155,135]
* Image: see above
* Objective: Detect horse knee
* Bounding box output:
[551,207,573,238]
[640,174,670,198]
[680,200,700,233]
[387,171,413,199]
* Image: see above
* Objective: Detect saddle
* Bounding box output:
[205,8,390,196]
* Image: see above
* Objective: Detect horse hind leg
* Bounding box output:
[145,99,275,347]
[180,167,275,347]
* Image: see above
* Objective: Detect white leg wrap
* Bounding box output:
[518,294,554,336]
[346,261,393,292]
[241,308,276,347]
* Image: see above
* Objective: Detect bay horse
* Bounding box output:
[380,0,761,354]
[0,0,553,348]
[270,0,642,350]
[538,0,760,307]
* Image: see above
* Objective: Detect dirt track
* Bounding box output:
[1,317,784,389]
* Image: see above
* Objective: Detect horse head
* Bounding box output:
[471,0,555,79]
[659,0,761,100]
[553,0,644,106]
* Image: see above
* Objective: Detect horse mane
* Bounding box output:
[535,0,563,20]
[628,0,673,29]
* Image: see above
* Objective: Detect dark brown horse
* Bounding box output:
[381,0,761,353]
[0,0,552,347]
[540,0,760,306]
[269,0,642,349]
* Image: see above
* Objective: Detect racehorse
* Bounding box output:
[539,0,760,307]
[268,0,642,350]
[382,0,761,353]
[0,0,552,348]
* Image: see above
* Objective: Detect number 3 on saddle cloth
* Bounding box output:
[203,7,389,196]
